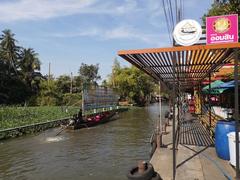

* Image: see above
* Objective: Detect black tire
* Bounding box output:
[150,142,157,158]
[127,163,154,180]
[151,172,162,180]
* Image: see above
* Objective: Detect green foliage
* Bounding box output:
[19,48,41,91]
[36,77,82,106]
[73,75,82,93]
[36,80,62,106]
[0,106,79,130]
[101,80,108,87]
[0,29,43,104]
[0,29,20,73]
[62,93,82,106]
[56,75,71,94]
[79,63,101,86]
[108,59,156,106]
[0,29,108,107]
[202,1,240,37]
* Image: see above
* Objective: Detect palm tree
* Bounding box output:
[0,29,20,74]
[19,48,41,91]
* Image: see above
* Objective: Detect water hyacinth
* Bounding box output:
[0,106,79,130]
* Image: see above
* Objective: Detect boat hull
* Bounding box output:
[61,112,116,130]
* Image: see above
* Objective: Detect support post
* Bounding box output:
[70,72,73,94]
[48,62,51,86]
[172,53,176,180]
[199,83,203,115]
[234,49,240,179]
[176,83,180,149]
[177,84,180,123]
[208,74,212,132]
[82,83,85,116]
[157,81,163,148]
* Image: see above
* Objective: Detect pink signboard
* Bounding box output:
[206,14,238,44]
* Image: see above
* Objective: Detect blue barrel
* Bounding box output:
[215,120,235,160]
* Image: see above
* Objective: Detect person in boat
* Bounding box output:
[68,119,75,126]
[77,109,86,123]
[73,109,85,125]
[68,109,83,126]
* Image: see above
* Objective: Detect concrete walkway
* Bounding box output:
[150,114,235,180]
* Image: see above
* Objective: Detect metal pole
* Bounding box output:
[178,84,180,123]
[172,53,176,180]
[156,81,163,148]
[199,83,203,115]
[159,81,162,136]
[234,49,239,178]
[209,74,212,131]
[82,83,85,116]
[48,62,51,86]
[176,83,180,150]
[70,72,73,94]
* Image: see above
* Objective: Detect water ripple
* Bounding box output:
[0,103,167,180]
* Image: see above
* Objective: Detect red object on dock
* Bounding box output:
[189,105,195,113]
[188,99,195,113]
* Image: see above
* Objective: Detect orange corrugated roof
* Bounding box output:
[118,43,240,90]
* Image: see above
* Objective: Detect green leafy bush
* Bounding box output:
[0,106,79,130]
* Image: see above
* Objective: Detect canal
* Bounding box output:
[0,103,168,180]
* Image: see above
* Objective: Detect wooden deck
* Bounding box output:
[150,113,235,180]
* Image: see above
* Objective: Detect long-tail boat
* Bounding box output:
[61,86,120,130]
[61,111,116,130]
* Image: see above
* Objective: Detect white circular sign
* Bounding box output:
[173,19,202,46]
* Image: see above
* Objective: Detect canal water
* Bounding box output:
[0,103,168,180]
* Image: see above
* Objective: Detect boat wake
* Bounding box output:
[45,136,67,143]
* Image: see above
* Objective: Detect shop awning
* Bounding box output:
[214,80,240,89]
[118,43,240,91]
[202,80,227,94]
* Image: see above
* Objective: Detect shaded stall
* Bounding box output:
[118,43,239,179]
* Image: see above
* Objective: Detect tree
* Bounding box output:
[0,29,20,74]
[0,29,28,104]
[108,64,155,106]
[101,80,108,87]
[78,63,101,86]
[73,75,82,93]
[56,75,71,94]
[36,79,62,106]
[110,58,121,88]
[0,29,43,105]
[19,48,41,92]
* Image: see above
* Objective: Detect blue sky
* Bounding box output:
[0,0,212,81]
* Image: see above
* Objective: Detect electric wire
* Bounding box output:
[168,0,175,32]
[162,0,183,45]
[162,0,173,44]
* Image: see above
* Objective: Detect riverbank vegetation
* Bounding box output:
[0,29,158,107]
[0,29,158,130]
[107,59,157,106]
[0,106,79,130]
[0,29,100,106]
